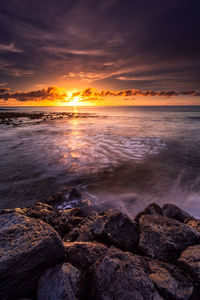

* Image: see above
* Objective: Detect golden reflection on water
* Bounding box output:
[59,107,86,171]
[73,105,78,116]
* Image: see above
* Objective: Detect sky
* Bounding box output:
[0,0,200,106]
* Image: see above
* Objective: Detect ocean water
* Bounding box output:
[1,105,200,218]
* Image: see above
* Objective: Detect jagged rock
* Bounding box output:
[64,216,96,242]
[162,203,192,223]
[24,202,68,236]
[147,259,194,300]
[178,245,200,285]
[138,215,200,262]
[38,263,82,300]
[65,241,108,269]
[135,203,163,223]
[0,212,65,299]
[0,202,69,237]
[184,219,200,234]
[92,210,139,251]
[94,249,163,300]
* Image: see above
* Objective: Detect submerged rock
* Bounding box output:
[38,263,82,300]
[178,245,200,286]
[162,203,192,223]
[0,212,65,299]
[138,215,200,262]
[92,210,139,251]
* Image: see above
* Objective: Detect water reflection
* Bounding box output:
[1,106,200,218]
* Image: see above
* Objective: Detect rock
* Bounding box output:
[58,208,84,230]
[135,203,163,223]
[184,219,200,234]
[92,210,139,251]
[47,188,81,207]
[65,241,108,270]
[24,202,68,236]
[94,249,162,300]
[64,216,96,242]
[0,202,69,237]
[162,203,192,223]
[178,245,200,286]
[0,212,65,299]
[147,259,194,300]
[38,263,82,300]
[138,215,200,262]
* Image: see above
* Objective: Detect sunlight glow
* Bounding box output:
[70,96,80,106]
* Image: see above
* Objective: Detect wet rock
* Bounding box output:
[184,219,200,234]
[65,241,108,270]
[38,263,82,300]
[47,188,82,207]
[0,202,69,237]
[162,203,192,223]
[0,212,65,299]
[147,259,194,300]
[64,216,96,242]
[24,202,68,236]
[135,202,163,223]
[138,215,200,262]
[94,249,162,300]
[92,210,139,251]
[58,208,84,231]
[178,245,200,286]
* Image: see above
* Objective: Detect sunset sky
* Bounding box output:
[0,0,200,106]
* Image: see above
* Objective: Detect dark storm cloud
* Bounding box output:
[0,0,200,91]
[0,88,10,93]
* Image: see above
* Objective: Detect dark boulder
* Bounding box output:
[65,241,108,270]
[162,203,192,223]
[0,202,69,237]
[93,249,162,300]
[135,203,163,223]
[178,245,200,286]
[147,258,194,300]
[138,215,200,262]
[24,202,68,236]
[0,212,65,299]
[184,219,200,234]
[92,210,139,251]
[38,263,82,300]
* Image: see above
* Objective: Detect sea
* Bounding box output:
[1,105,200,218]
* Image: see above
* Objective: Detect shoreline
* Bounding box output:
[0,189,200,299]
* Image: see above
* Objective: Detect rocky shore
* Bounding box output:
[1,190,200,300]
[0,111,94,127]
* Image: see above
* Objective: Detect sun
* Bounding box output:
[70,96,80,106]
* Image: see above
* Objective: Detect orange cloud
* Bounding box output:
[0,86,200,105]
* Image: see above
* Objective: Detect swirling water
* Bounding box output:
[1,105,200,218]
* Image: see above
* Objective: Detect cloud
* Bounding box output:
[44,47,108,56]
[0,87,67,102]
[0,87,200,104]
[0,88,10,93]
[0,59,34,77]
[86,88,200,98]
[0,42,23,53]
[0,0,200,91]
[0,82,8,87]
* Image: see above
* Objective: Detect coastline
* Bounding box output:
[0,188,200,300]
